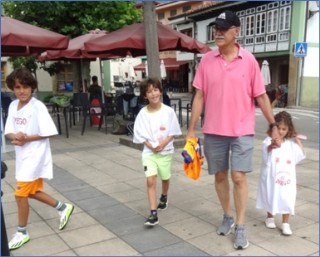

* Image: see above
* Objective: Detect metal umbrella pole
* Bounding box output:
[98,58,107,130]
[98,58,105,105]
[80,59,85,93]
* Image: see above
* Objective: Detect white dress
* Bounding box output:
[133,103,182,156]
[256,137,305,215]
[4,97,58,181]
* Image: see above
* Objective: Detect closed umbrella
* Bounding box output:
[160,59,167,79]
[261,60,271,86]
[118,62,126,82]
[127,60,136,82]
[1,16,69,56]
[84,22,211,57]
[145,61,148,77]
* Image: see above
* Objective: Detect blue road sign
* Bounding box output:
[294,42,308,57]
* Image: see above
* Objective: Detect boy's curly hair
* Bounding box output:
[267,111,297,138]
[6,68,38,91]
[139,77,162,98]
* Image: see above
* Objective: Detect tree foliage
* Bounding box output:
[8,56,38,78]
[2,1,142,37]
[2,1,143,75]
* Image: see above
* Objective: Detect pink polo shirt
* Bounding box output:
[193,44,265,136]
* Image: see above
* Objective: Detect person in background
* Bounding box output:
[282,84,288,107]
[88,75,102,101]
[133,78,182,226]
[256,111,305,236]
[4,68,74,250]
[186,10,280,249]
[266,84,276,104]
[271,85,283,108]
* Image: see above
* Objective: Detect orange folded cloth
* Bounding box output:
[181,137,204,180]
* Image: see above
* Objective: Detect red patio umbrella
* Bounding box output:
[84,22,211,57]
[1,16,69,56]
[38,29,117,61]
[38,29,119,102]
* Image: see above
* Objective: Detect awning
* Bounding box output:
[134,58,189,71]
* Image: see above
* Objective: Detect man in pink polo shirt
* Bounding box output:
[187,10,280,250]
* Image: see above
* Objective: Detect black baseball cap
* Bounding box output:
[213,10,240,29]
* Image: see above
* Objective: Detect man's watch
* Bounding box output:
[269,122,278,129]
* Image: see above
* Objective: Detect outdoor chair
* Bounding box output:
[80,94,108,135]
[71,92,88,126]
[52,103,70,138]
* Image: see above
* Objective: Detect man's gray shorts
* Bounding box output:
[203,134,254,175]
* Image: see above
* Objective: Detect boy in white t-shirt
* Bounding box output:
[133,78,182,226]
[4,68,74,250]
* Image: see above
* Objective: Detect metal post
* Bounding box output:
[295,57,303,106]
[98,58,107,130]
[80,59,85,93]
[143,2,161,80]
[98,58,105,105]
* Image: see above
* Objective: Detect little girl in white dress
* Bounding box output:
[256,111,305,236]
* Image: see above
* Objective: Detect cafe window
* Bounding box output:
[256,12,266,35]
[279,5,291,31]
[56,63,74,92]
[180,28,192,37]
[239,17,245,37]
[245,15,255,37]
[182,5,191,13]
[207,23,214,42]
[267,9,278,33]
[170,9,177,17]
[158,11,165,20]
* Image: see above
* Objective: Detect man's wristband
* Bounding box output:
[269,122,278,129]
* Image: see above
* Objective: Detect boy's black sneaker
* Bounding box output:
[144,214,159,226]
[157,195,168,210]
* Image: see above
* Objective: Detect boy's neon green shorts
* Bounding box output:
[142,153,173,180]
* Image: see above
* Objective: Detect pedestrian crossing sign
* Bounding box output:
[294,42,308,57]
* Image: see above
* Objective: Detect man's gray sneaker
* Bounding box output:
[234,225,249,249]
[217,214,235,235]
